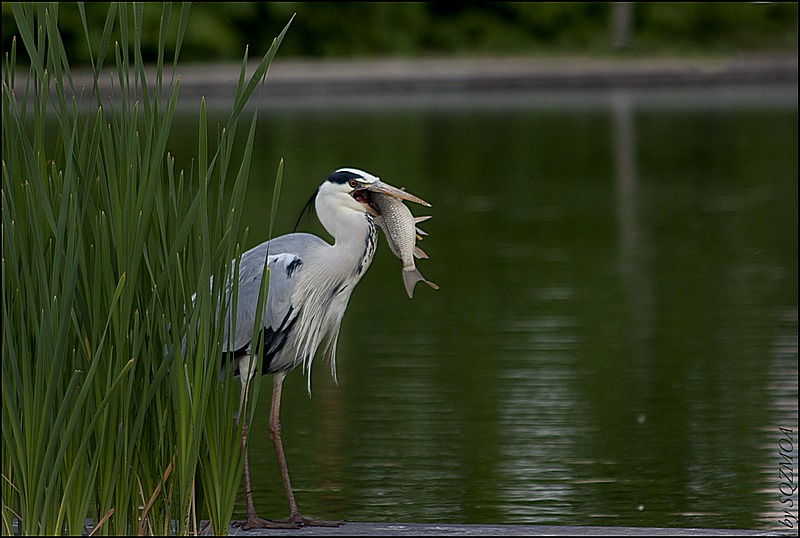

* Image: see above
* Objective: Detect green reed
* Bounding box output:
[2,3,290,534]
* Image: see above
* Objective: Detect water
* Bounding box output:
[183,83,797,530]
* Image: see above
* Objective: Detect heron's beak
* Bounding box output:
[366,181,432,207]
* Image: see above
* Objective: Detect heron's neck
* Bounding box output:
[321,210,377,276]
[318,208,368,245]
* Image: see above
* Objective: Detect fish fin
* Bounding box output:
[402,267,439,299]
[414,216,431,237]
[414,246,428,259]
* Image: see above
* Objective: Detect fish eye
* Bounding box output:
[348,179,359,189]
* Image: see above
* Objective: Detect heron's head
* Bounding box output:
[315,168,430,218]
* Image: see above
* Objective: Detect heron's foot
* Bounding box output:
[287,514,344,528]
[232,516,299,530]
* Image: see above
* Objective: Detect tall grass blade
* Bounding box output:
[3,2,292,535]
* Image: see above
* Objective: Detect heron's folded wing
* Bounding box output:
[265,253,302,332]
[222,243,269,352]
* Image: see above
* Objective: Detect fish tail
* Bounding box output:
[403,267,439,299]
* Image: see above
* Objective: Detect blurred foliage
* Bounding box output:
[2,1,798,64]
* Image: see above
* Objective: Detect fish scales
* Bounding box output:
[370,192,438,299]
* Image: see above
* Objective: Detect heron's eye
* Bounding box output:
[348,179,359,189]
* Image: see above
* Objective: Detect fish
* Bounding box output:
[370,191,439,299]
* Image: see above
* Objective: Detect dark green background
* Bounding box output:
[167,83,797,530]
[3,2,797,63]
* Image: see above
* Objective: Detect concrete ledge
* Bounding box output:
[177,52,797,101]
[49,52,797,110]
[225,521,793,536]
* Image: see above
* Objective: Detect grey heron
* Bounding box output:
[225,168,431,529]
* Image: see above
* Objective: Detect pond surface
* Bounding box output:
[183,83,797,531]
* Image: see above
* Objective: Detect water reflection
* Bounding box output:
[176,83,797,530]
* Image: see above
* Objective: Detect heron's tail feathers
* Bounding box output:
[402,267,439,299]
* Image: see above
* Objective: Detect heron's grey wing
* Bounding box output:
[222,233,327,353]
[224,241,271,352]
[264,253,302,332]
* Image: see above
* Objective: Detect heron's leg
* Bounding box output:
[268,371,343,528]
[233,361,297,530]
